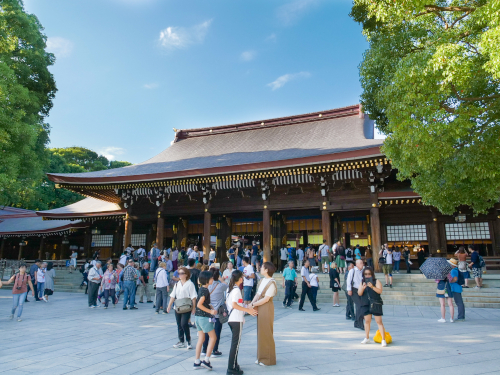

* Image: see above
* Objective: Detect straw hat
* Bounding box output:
[447,258,458,267]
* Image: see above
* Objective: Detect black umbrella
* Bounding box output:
[419,257,453,280]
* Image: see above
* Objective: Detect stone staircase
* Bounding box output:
[1,270,86,293]
[273,272,500,309]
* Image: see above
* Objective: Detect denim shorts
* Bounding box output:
[243,285,253,301]
[195,316,215,333]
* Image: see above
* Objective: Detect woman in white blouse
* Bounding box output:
[222,261,234,284]
[167,267,197,349]
[250,262,278,366]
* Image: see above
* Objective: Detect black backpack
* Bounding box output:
[79,264,85,273]
[346,248,353,258]
[456,270,465,286]
[190,268,200,292]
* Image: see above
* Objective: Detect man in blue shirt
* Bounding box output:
[282,261,297,308]
[468,245,483,288]
[448,258,465,321]
[227,245,235,265]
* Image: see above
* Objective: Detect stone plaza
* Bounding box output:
[1,289,500,375]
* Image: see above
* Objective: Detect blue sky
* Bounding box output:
[24,0,374,164]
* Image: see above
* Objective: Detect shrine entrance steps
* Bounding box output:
[273,272,500,308]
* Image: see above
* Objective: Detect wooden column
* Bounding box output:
[0,238,5,259]
[84,229,92,258]
[216,216,231,262]
[124,215,132,252]
[156,214,165,250]
[322,209,332,246]
[271,213,286,268]
[203,209,211,259]
[429,211,440,255]
[370,195,381,271]
[263,205,271,262]
[18,240,23,260]
[38,237,44,260]
[493,203,500,256]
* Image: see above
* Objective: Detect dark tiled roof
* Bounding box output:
[0,217,82,235]
[48,106,383,184]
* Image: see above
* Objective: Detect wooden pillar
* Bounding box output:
[370,195,381,271]
[429,211,440,255]
[124,215,132,252]
[84,229,92,258]
[263,204,271,262]
[493,203,500,256]
[272,213,286,268]
[203,209,211,259]
[0,237,5,259]
[156,214,165,250]
[18,240,23,260]
[322,209,332,246]
[39,237,44,260]
[216,216,231,262]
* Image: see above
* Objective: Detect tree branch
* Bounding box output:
[417,5,475,17]
[450,84,500,102]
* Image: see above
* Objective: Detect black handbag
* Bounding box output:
[368,297,383,315]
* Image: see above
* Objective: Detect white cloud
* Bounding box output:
[265,33,277,42]
[143,83,159,89]
[240,50,256,62]
[100,147,125,161]
[277,0,318,25]
[158,19,213,50]
[267,72,311,90]
[46,37,74,58]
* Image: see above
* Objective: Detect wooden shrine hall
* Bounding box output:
[6,104,495,265]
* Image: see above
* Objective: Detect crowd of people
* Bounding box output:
[2,239,488,374]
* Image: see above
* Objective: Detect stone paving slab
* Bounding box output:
[1,290,500,375]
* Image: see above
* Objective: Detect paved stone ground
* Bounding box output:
[1,290,500,375]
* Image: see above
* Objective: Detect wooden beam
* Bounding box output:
[322,208,332,246]
[124,216,132,252]
[203,210,211,259]
[263,205,271,262]
[156,216,165,250]
[38,237,44,260]
[0,238,4,259]
[370,194,381,271]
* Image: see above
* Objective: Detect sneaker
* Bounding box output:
[299,308,305,311]
[130,307,138,310]
[212,351,222,357]
[381,340,387,347]
[89,306,95,309]
[104,306,108,309]
[313,308,321,311]
[286,306,292,309]
[384,284,389,287]
[17,318,22,322]
[438,318,446,323]
[390,284,393,288]
[193,361,202,370]
[162,311,167,315]
[201,352,206,357]
[361,338,370,344]
[282,303,286,308]
[187,342,193,350]
[42,296,48,302]
[123,307,128,310]
[201,360,212,370]
[450,319,454,323]
[173,341,185,348]
[9,314,14,320]
[147,301,153,303]
[455,318,466,322]
[93,305,100,308]
[334,304,340,307]
[254,360,266,366]
[463,286,470,288]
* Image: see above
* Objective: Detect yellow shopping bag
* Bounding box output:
[373,330,392,344]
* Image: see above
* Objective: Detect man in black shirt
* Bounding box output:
[188,258,200,293]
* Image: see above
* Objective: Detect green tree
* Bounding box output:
[0,0,56,207]
[7,147,132,211]
[352,0,500,215]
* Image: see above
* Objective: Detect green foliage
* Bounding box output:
[5,147,132,211]
[353,0,500,215]
[0,0,56,208]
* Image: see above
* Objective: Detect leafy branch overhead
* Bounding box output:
[352,0,500,215]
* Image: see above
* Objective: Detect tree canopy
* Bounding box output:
[0,0,56,208]
[352,0,500,215]
[6,147,132,211]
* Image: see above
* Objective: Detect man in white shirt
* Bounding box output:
[379,245,393,288]
[154,262,170,314]
[347,259,365,330]
[242,257,255,305]
[187,245,197,260]
[319,240,330,273]
[296,246,304,270]
[150,243,160,272]
[280,247,288,273]
[298,260,320,311]
[136,246,146,266]
[87,261,103,308]
[119,253,128,266]
[125,244,134,257]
